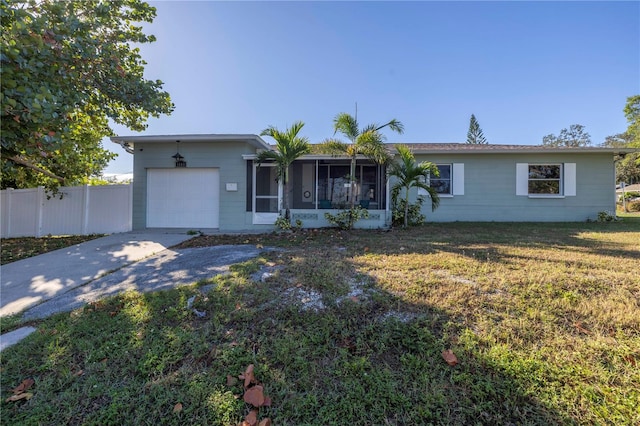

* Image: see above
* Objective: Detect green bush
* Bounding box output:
[392,196,426,227]
[597,211,616,222]
[324,206,369,230]
[619,191,640,201]
[275,215,302,231]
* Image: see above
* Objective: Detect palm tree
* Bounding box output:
[321,112,404,208]
[388,144,440,227]
[257,121,311,219]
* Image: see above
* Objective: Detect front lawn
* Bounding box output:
[1,223,639,425]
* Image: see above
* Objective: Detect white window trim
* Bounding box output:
[516,163,576,197]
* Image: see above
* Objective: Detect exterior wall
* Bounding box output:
[132,141,258,231]
[132,144,617,231]
[290,209,389,229]
[408,152,615,222]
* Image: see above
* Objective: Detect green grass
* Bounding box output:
[1,223,639,425]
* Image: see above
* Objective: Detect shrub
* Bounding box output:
[597,211,616,222]
[627,200,640,212]
[324,206,369,230]
[275,215,302,231]
[619,191,640,201]
[392,196,426,227]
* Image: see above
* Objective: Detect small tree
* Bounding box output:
[542,124,592,147]
[388,145,440,227]
[466,114,488,144]
[321,112,403,209]
[257,121,311,220]
[1,0,174,191]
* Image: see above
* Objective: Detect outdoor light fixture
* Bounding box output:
[172,140,186,167]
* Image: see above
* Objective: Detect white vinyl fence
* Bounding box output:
[1,184,132,238]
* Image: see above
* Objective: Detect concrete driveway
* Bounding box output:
[1,232,195,317]
[1,232,269,351]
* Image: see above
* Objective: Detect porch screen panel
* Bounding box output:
[255,166,278,212]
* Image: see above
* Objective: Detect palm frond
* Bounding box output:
[319,138,349,156]
[374,119,404,134]
[333,113,359,142]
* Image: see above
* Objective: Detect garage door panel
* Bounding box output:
[147,168,219,228]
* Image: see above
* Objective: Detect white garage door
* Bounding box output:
[147,168,219,228]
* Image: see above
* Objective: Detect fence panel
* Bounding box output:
[86,184,132,234]
[1,184,132,238]
[41,186,85,236]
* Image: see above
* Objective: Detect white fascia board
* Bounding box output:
[110,134,271,151]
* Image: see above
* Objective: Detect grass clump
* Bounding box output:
[1,222,639,425]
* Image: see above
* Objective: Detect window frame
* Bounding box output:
[429,164,453,196]
[516,162,576,198]
[527,163,563,196]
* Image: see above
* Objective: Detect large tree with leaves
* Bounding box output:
[388,145,440,227]
[1,0,174,190]
[622,95,640,148]
[321,112,403,209]
[466,114,487,144]
[603,95,640,184]
[257,121,311,219]
[542,124,592,147]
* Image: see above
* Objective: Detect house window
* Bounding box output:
[528,164,561,195]
[516,163,576,197]
[430,164,451,194]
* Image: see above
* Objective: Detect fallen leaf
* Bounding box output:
[12,378,34,394]
[243,385,265,407]
[244,409,258,425]
[263,395,272,407]
[258,419,272,426]
[624,355,636,367]
[243,364,255,389]
[73,370,84,377]
[109,311,118,317]
[442,349,458,366]
[227,375,238,386]
[173,402,183,413]
[364,247,369,252]
[349,296,359,303]
[6,392,33,402]
[574,321,591,334]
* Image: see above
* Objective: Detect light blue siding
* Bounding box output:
[409,152,615,222]
[133,140,258,231]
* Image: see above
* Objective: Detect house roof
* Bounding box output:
[110,134,271,153]
[111,134,637,157]
[386,143,638,155]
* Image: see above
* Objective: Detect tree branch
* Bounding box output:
[6,155,65,182]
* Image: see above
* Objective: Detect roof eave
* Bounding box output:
[110,134,271,152]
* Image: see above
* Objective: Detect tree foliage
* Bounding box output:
[466,114,487,144]
[257,121,311,218]
[623,94,640,148]
[542,124,592,147]
[1,0,174,190]
[388,144,440,227]
[320,112,403,209]
[603,95,640,183]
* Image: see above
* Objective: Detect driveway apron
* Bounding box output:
[0,232,195,317]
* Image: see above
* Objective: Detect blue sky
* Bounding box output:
[105,0,639,174]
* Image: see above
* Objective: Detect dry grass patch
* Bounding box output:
[1,223,639,425]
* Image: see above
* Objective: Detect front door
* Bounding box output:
[253,163,281,224]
